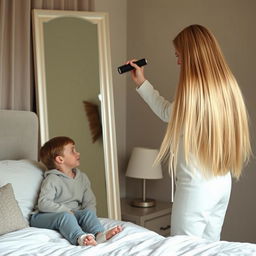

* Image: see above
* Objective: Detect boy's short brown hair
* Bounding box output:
[40,136,75,170]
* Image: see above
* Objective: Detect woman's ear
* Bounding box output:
[55,155,64,164]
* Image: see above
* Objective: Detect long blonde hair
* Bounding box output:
[157,24,251,179]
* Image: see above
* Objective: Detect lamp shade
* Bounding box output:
[126,147,163,179]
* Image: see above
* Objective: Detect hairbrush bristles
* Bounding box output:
[83,101,102,143]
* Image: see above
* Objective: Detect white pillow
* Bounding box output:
[0,159,45,220]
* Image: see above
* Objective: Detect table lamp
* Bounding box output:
[126,147,163,207]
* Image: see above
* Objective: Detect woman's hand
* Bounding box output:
[127,59,146,88]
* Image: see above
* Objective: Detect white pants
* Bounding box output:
[171,172,231,241]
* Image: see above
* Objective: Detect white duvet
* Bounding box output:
[0,218,255,256]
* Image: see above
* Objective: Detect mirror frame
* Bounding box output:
[32,9,121,220]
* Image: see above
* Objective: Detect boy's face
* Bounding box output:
[60,143,80,169]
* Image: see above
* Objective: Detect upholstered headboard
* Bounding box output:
[0,110,38,161]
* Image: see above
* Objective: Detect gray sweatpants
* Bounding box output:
[30,209,104,245]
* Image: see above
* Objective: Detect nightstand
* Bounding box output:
[121,198,172,237]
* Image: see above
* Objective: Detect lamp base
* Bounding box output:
[131,198,156,208]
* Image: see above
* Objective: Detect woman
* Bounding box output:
[128,24,251,241]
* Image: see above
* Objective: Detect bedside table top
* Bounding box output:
[121,198,172,218]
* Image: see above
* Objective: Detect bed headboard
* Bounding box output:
[0,110,38,161]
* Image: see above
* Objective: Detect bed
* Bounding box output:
[0,110,256,256]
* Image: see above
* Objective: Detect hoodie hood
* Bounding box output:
[44,168,78,178]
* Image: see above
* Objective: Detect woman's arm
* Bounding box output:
[137,80,173,123]
[128,60,172,122]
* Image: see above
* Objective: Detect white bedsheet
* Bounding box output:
[0,218,255,256]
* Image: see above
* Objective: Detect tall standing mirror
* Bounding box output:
[32,9,120,220]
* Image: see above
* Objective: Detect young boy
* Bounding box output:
[30,136,122,246]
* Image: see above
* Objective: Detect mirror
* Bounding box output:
[32,9,120,220]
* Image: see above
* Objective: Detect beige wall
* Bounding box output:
[126,0,256,242]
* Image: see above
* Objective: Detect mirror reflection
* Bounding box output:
[33,10,120,219]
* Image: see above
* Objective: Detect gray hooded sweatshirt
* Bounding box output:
[37,169,96,213]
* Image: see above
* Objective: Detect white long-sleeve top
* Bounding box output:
[136,80,173,123]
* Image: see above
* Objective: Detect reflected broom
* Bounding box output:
[83,101,102,143]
